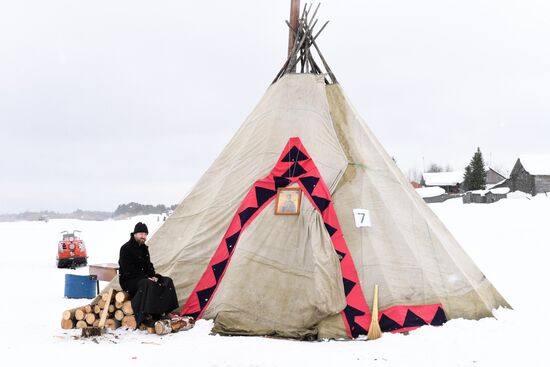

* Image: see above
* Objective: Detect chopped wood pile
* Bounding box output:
[61,289,194,335]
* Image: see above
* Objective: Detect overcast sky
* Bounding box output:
[1,0,549,214]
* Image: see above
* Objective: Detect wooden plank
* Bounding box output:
[287,0,301,60]
[98,288,114,328]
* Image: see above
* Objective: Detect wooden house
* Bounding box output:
[508,155,550,195]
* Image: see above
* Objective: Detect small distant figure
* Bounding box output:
[118,222,179,326]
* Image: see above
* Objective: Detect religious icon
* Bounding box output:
[275,188,302,215]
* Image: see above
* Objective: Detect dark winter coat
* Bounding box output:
[118,234,179,325]
[118,235,161,295]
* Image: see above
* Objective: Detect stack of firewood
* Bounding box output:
[61,290,136,331]
[61,289,195,335]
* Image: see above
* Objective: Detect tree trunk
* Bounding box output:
[114,309,125,321]
[75,320,88,329]
[122,300,133,315]
[115,291,129,303]
[154,319,172,335]
[75,308,86,321]
[62,308,78,321]
[85,313,96,325]
[61,318,74,329]
[104,318,120,330]
[121,315,137,330]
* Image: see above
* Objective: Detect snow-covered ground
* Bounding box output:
[1,195,549,366]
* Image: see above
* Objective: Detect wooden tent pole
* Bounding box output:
[287,0,300,71]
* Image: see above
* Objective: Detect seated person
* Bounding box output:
[118,222,179,326]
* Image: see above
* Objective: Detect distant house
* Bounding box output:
[485,168,507,186]
[410,181,422,189]
[422,171,463,194]
[507,155,550,195]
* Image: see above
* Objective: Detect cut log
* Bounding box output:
[84,304,93,313]
[172,317,194,332]
[94,304,101,314]
[75,308,86,321]
[108,304,115,313]
[98,299,106,309]
[93,320,100,327]
[122,300,133,315]
[114,309,125,321]
[115,291,129,303]
[115,301,123,309]
[85,313,96,325]
[61,318,74,330]
[75,320,88,329]
[146,326,156,334]
[104,318,120,330]
[154,320,172,335]
[154,317,194,335]
[121,315,137,330]
[62,308,76,321]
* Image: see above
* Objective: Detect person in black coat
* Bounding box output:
[119,222,179,326]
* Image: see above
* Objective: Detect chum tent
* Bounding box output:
[109,4,509,339]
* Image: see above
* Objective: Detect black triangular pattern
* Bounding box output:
[197,286,216,310]
[403,310,428,328]
[312,195,331,213]
[335,250,346,262]
[225,231,240,254]
[282,162,307,178]
[342,278,356,297]
[274,176,291,189]
[430,307,447,326]
[299,176,319,195]
[379,314,402,332]
[239,207,258,226]
[351,321,368,338]
[343,305,365,329]
[324,223,338,237]
[255,187,277,207]
[211,259,228,283]
[281,146,309,162]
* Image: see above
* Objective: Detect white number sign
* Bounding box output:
[353,209,371,228]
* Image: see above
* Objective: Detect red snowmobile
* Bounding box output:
[56,230,88,268]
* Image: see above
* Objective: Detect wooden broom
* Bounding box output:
[367,284,382,340]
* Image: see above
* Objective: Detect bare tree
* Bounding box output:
[426,163,444,173]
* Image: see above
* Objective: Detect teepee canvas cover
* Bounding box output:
[123,6,509,339]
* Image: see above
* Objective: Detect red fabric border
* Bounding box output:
[179,137,446,338]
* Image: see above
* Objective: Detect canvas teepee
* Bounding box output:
[117,3,510,339]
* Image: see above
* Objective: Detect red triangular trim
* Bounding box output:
[179,137,370,338]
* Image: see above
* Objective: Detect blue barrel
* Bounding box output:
[64,274,97,299]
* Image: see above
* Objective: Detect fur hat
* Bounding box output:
[133,222,149,234]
